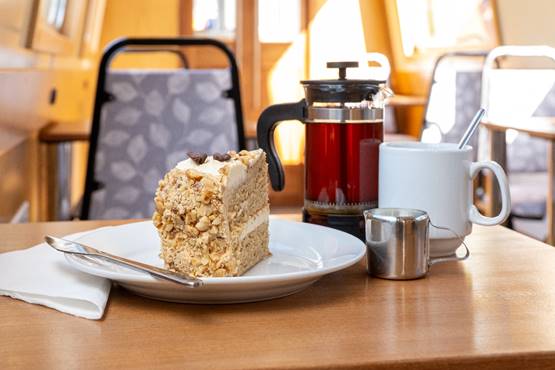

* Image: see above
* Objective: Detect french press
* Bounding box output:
[257,61,391,239]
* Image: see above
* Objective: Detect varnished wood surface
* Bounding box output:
[482,117,555,140]
[38,119,91,143]
[2,216,555,369]
[548,141,555,245]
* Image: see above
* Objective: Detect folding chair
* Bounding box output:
[80,37,245,220]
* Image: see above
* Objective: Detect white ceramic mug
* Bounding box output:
[379,142,511,257]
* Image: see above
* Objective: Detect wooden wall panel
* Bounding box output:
[0,1,105,222]
[0,129,32,222]
[99,0,181,69]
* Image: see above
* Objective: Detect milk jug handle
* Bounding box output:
[428,222,470,266]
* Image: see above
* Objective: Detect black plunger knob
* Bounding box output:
[327,61,359,80]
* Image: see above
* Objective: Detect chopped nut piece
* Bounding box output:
[201,190,213,204]
[187,151,208,165]
[154,198,164,212]
[197,205,209,217]
[186,225,199,236]
[186,169,204,181]
[185,212,197,224]
[239,157,250,166]
[195,216,210,232]
[214,268,227,277]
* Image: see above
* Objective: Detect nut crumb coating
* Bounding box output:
[152,150,270,277]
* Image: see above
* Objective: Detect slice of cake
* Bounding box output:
[152,149,270,277]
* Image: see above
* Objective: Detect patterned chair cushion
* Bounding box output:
[422,70,482,159]
[506,82,555,173]
[508,84,555,237]
[422,69,550,228]
[512,217,547,241]
[509,172,547,217]
[89,69,238,220]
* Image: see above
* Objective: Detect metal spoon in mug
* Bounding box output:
[458,108,486,149]
[45,235,203,288]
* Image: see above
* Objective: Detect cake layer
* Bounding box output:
[240,207,270,240]
[226,155,269,239]
[235,222,270,275]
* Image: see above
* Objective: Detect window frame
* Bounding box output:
[385,0,501,69]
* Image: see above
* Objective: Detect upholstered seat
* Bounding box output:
[421,53,486,161]
[509,172,547,217]
[81,38,245,220]
[480,46,555,241]
[89,69,240,219]
[505,86,555,237]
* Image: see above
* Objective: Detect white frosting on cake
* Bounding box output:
[176,156,226,174]
[175,149,263,189]
[240,207,270,240]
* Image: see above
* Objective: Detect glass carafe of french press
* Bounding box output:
[257,61,391,239]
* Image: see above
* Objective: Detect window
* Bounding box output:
[258,0,300,43]
[31,0,88,55]
[396,0,497,57]
[193,0,236,37]
[44,0,68,32]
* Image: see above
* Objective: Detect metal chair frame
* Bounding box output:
[481,45,555,224]
[80,37,246,220]
[420,50,491,140]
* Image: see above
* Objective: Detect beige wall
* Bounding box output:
[496,0,555,46]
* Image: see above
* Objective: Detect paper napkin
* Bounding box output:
[0,231,111,320]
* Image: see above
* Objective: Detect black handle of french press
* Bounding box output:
[257,99,306,191]
[327,61,359,80]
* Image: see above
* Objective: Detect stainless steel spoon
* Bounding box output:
[45,235,203,288]
[458,108,486,149]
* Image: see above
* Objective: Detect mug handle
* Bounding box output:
[468,161,512,226]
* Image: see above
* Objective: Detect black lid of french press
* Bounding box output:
[301,61,385,104]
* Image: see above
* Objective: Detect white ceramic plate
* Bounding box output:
[65,219,366,304]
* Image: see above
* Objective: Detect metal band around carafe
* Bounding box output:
[305,106,383,123]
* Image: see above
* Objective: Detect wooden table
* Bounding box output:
[482,117,555,244]
[2,216,555,369]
